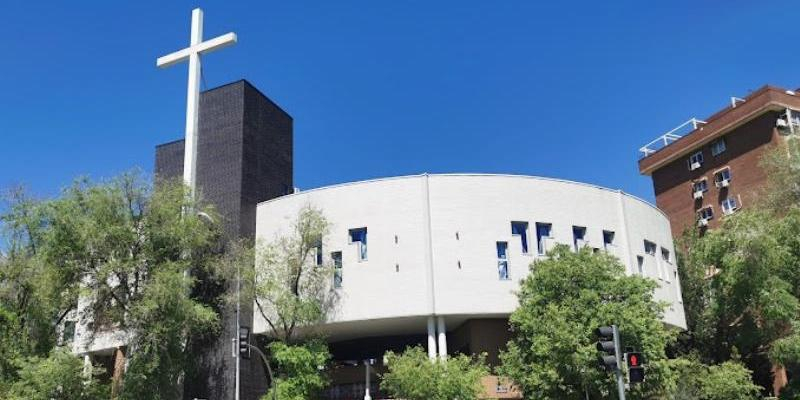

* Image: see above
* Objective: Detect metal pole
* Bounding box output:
[246,344,277,400]
[612,325,626,400]
[235,257,241,400]
[364,360,372,400]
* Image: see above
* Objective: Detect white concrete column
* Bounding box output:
[82,354,92,377]
[437,316,447,359]
[427,316,437,360]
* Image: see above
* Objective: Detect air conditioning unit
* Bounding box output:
[690,161,701,170]
[777,118,789,127]
[697,218,709,227]
[716,179,730,188]
[693,190,704,200]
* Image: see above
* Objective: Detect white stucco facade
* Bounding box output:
[253,174,687,344]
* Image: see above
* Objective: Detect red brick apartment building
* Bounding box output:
[638,85,800,237]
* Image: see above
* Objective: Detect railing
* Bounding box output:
[639,118,707,158]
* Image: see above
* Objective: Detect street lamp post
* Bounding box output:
[364,359,373,400]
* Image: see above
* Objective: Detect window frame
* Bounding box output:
[687,151,704,170]
[636,255,644,275]
[714,167,732,186]
[711,138,727,156]
[331,251,343,289]
[314,240,323,266]
[692,178,708,193]
[511,221,529,254]
[535,222,553,255]
[602,230,615,250]
[496,241,510,280]
[698,206,714,221]
[348,227,368,262]
[661,247,671,264]
[572,226,587,251]
[721,197,739,215]
[644,240,657,256]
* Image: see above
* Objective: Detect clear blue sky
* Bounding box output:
[1,0,798,202]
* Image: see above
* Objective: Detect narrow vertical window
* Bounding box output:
[637,255,644,275]
[511,221,529,254]
[497,242,509,280]
[572,226,587,251]
[602,230,615,250]
[315,240,323,266]
[687,151,704,170]
[349,227,367,261]
[331,251,342,288]
[535,223,552,255]
[62,321,76,344]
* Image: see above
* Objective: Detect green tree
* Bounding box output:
[238,205,336,399]
[4,349,108,400]
[669,357,760,400]
[673,140,800,394]
[248,205,336,343]
[761,136,800,210]
[0,173,226,399]
[380,346,489,400]
[498,245,676,399]
[266,340,331,400]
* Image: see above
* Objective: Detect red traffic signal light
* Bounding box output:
[627,351,645,383]
[626,352,643,368]
[628,353,640,367]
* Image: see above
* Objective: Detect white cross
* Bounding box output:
[157,8,237,195]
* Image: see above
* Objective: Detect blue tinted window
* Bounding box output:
[536,223,552,254]
[497,242,509,280]
[349,228,367,260]
[511,221,529,253]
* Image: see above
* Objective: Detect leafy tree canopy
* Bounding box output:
[498,245,676,399]
[0,172,226,399]
[380,346,489,400]
[264,340,330,400]
[3,349,108,400]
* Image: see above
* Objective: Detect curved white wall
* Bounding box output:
[253,174,687,338]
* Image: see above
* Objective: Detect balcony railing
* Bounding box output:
[639,118,707,158]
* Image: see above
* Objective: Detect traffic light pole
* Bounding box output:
[612,325,626,400]
[245,344,277,400]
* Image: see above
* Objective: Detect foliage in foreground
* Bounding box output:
[3,349,108,400]
[669,357,761,400]
[0,173,225,399]
[678,208,800,392]
[246,205,336,344]
[499,245,676,399]
[232,206,336,399]
[263,340,331,400]
[380,346,489,400]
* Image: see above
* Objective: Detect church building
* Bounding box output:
[65,77,687,400]
[62,10,686,399]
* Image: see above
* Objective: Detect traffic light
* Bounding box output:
[594,325,620,371]
[239,326,251,360]
[627,351,645,383]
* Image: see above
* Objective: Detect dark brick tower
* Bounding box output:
[155,80,293,400]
